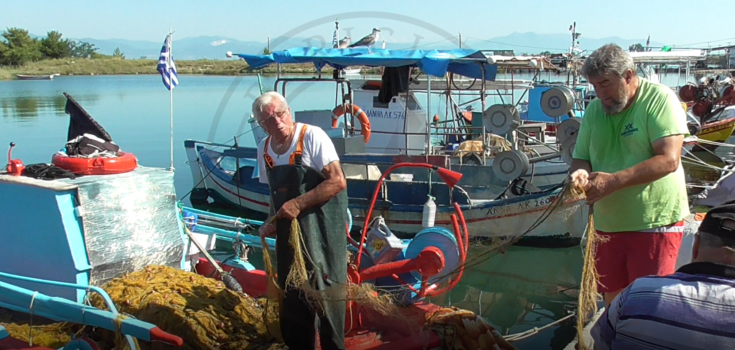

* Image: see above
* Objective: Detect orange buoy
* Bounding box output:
[52,152,138,175]
[331,104,371,143]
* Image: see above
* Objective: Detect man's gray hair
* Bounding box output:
[252,91,290,119]
[581,43,636,79]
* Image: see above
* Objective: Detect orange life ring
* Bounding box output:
[52,152,138,175]
[331,104,371,143]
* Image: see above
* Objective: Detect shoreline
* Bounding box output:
[0,58,382,81]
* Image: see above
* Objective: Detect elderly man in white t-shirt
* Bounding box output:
[254,91,348,350]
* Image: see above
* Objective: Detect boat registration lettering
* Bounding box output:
[365,109,406,120]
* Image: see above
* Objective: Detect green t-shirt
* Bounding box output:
[572,78,690,232]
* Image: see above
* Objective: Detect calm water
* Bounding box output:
[0,73,717,349]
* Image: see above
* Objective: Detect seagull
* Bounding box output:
[335,36,350,49]
[349,28,381,50]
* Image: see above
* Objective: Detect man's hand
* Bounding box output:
[259,220,276,238]
[570,169,590,190]
[276,199,302,220]
[586,172,622,204]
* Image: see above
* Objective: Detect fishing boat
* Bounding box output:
[15,74,54,80]
[186,46,588,244]
[0,125,518,350]
[343,67,362,75]
[629,49,735,149]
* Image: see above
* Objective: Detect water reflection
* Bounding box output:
[0,94,97,119]
[684,149,728,196]
[428,245,582,349]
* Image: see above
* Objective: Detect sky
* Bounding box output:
[2,0,735,49]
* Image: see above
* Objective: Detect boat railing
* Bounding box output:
[0,270,139,349]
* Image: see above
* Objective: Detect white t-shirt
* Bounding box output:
[255,123,340,184]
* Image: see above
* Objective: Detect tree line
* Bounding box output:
[0,28,125,67]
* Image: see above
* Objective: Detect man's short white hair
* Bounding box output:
[252,91,289,119]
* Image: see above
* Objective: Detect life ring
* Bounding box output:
[52,152,138,175]
[332,104,371,143]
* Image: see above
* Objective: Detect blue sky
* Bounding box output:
[2,0,735,48]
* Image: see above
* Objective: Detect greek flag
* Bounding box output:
[332,29,339,48]
[157,34,178,90]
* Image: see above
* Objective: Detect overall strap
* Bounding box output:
[263,136,275,170]
[289,125,309,166]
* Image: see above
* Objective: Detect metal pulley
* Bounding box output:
[492,150,530,182]
[541,86,575,117]
[559,134,578,166]
[556,117,582,144]
[483,104,520,136]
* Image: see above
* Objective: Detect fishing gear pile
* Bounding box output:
[1,266,283,350]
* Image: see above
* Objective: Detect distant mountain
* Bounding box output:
[65,32,666,60]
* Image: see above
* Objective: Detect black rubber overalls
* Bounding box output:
[263,125,348,350]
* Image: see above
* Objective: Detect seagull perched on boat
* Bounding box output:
[349,28,381,50]
[335,36,350,49]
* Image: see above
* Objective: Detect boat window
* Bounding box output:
[403,94,421,111]
[372,96,390,109]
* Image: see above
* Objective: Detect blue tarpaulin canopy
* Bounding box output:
[234,47,497,81]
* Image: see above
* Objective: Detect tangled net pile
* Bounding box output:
[1,265,283,350]
[0,217,526,350]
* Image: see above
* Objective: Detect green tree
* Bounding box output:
[628,43,644,52]
[40,30,71,59]
[69,40,98,58]
[112,47,125,59]
[539,51,552,56]
[262,47,271,55]
[0,27,41,66]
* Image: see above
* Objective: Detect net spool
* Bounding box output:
[483,104,520,136]
[560,134,578,166]
[376,227,461,305]
[540,86,575,117]
[557,117,582,144]
[492,150,530,182]
[679,83,698,102]
[692,100,713,117]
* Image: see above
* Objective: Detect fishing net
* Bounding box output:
[0,215,524,350]
[1,266,283,350]
[571,185,606,350]
[427,307,518,350]
[260,219,400,319]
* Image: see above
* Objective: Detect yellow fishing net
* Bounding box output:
[427,307,518,350]
[0,219,521,350]
[1,266,283,350]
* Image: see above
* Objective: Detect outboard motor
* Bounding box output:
[6,142,24,176]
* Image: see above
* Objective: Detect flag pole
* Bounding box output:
[168,28,174,172]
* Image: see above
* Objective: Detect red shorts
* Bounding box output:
[595,221,684,293]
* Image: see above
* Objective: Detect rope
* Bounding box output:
[28,291,37,347]
[504,312,576,342]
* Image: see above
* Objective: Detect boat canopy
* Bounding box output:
[628,50,706,63]
[233,47,498,80]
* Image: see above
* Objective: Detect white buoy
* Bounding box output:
[422,195,436,228]
[226,51,233,58]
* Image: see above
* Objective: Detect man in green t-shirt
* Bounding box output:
[569,43,690,308]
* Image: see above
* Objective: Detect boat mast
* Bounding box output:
[568,22,582,88]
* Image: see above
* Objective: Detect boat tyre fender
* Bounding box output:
[331,104,372,143]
